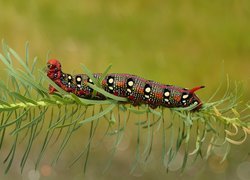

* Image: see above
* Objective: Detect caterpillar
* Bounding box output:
[47,59,205,110]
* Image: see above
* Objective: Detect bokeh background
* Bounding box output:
[0,0,249,179]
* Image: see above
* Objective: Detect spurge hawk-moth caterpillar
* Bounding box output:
[47,59,205,110]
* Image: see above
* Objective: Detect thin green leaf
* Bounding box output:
[81,64,100,86]
[87,83,127,102]
[11,108,48,135]
[79,104,116,125]
[9,48,33,76]
[11,92,38,105]
[99,64,112,83]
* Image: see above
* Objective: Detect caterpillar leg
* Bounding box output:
[49,85,57,94]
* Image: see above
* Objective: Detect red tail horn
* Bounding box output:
[189,86,205,94]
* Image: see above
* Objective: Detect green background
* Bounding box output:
[0,0,249,179]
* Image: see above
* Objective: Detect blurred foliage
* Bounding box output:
[0,0,249,180]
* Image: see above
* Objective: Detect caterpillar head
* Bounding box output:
[47,59,62,79]
[47,59,61,72]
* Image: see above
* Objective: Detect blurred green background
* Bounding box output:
[0,0,249,179]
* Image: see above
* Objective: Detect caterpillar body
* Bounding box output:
[47,59,205,110]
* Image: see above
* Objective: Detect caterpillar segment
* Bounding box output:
[47,59,205,110]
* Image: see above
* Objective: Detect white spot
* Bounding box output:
[145,95,150,99]
[164,91,170,97]
[127,89,132,93]
[68,76,72,80]
[128,81,134,87]
[145,87,151,93]
[164,99,170,104]
[76,77,82,82]
[182,100,186,103]
[68,82,71,85]
[77,84,81,87]
[109,86,114,90]
[89,78,93,83]
[194,101,198,105]
[182,94,189,99]
[108,78,114,84]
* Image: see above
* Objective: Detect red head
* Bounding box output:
[47,59,62,80]
[47,59,61,72]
